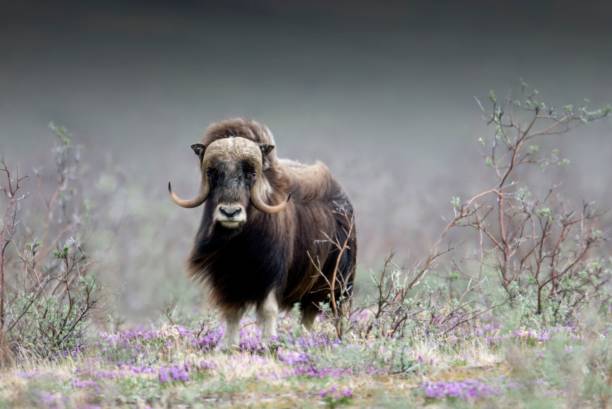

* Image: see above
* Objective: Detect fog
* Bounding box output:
[1,1,611,317]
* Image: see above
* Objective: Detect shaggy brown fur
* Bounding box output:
[187,118,357,322]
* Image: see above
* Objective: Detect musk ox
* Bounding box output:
[168,119,356,348]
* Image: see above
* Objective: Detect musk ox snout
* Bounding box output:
[214,203,246,228]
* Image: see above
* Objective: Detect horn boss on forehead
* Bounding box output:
[203,137,262,164]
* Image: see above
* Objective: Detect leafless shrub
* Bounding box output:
[447,83,611,322]
[331,84,611,339]
[351,254,501,339]
[0,125,98,365]
[310,209,356,339]
[0,160,28,364]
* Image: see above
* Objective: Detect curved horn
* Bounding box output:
[168,144,210,208]
[250,173,290,214]
[251,188,289,213]
[168,181,209,208]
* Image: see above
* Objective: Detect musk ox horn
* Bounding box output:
[168,180,210,208]
[168,144,210,208]
[250,143,288,213]
[250,181,289,214]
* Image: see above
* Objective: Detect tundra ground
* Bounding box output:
[0,309,608,409]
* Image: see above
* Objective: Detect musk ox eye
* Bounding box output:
[242,163,256,179]
[206,167,217,178]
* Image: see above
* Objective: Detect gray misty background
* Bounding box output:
[1,1,611,318]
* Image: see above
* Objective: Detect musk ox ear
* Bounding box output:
[259,144,275,156]
[191,144,206,158]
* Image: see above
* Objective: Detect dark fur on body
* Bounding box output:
[188,119,357,317]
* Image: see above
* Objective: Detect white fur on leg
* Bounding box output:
[257,290,279,343]
[222,308,243,350]
[301,309,317,331]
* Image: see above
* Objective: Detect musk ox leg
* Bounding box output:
[300,302,319,331]
[256,290,279,342]
[222,307,244,350]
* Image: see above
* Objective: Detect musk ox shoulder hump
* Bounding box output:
[280,159,338,203]
[202,118,275,147]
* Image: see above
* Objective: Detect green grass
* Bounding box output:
[0,310,609,408]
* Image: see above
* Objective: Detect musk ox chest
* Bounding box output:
[191,224,290,307]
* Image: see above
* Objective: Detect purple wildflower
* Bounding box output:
[158,368,170,384]
[38,391,60,408]
[293,364,351,379]
[294,333,340,349]
[16,370,37,379]
[199,360,215,370]
[195,327,224,351]
[318,386,354,401]
[319,386,337,398]
[72,379,99,389]
[239,334,264,353]
[125,364,156,375]
[176,325,193,338]
[422,379,498,400]
[158,363,190,384]
[277,348,310,366]
[76,367,121,380]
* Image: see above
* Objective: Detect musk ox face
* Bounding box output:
[206,156,254,229]
[168,137,288,227]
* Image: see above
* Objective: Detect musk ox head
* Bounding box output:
[168,136,288,229]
